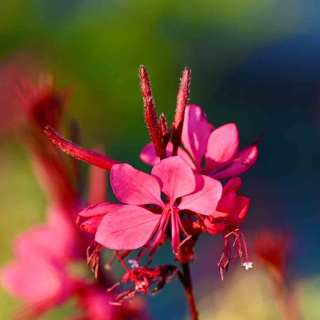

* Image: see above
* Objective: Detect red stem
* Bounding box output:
[253,133,264,146]
[44,126,120,171]
[179,262,199,320]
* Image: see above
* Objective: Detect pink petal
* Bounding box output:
[95,205,161,250]
[140,142,196,169]
[140,142,159,166]
[210,145,258,179]
[14,225,49,258]
[14,205,79,262]
[46,205,80,260]
[78,216,104,234]
[77,203,122,234]
[216,191,237,213]
[233,196,250,222]
[111,164,163,206]
[13,223,75,262]
[204,219,225,235]
[151,156,195,203]
[210,210,234,220]
[181,105,213,168]
[212,196,250,224]
[1,257,64,303]
[78,202,122,218]
[222,177,242,196]
[178,174,222,215]
[205,123,239,172]
[82,288,114,320]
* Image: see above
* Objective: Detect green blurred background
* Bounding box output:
[0,0,320,319]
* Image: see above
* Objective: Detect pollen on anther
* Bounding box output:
[243,262,253,270]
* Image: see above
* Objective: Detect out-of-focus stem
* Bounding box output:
[271,277,300,320]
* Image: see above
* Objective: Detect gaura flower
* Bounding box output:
[1,219,80,318]
[76,285,116,320]
[0,210,127,320]
[141,104,259,179]
[203,177,252,280]
[78,156,222,258]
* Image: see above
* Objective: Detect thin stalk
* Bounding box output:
[178,262,199,320]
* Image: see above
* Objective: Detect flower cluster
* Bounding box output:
[0,62,260,320]
[43,66,260,319]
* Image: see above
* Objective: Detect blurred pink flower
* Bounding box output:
[76,285,116,320]
[15,73,69,131]
[1,211,126,320]
[0,57,70,137]
[141,104,259,179]
[254,231,297,320]
[1,217,80,318]
[254,230,290,279]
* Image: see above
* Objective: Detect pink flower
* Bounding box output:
[79,156,222,258]
[1,222,80,318]
[203,177,252,280]
[141,104,259,179]
[76,285,116,320]
[17,205,81,262]
[1,214,121,320]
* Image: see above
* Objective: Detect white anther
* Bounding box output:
[243,262,253,270]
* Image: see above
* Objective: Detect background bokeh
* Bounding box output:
[0,0,319,319]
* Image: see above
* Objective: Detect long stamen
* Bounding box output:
[234,232,243,264]
[44,126,120,171]
[148,211,170,260]
[172,210,180,253]
[137,210,170,264]
[240,231,250,263]
[176,212,190,238]
[105,250,131,270]
[115,251,132,274]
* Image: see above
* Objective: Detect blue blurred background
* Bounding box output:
[0,0,319,319]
